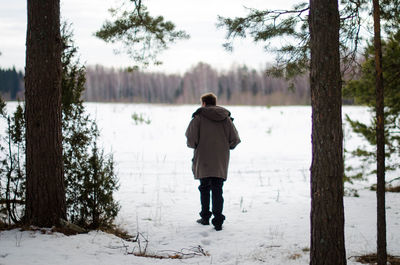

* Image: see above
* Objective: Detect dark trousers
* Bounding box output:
[198,177,225,225]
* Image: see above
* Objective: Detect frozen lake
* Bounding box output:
[1,103,399,265]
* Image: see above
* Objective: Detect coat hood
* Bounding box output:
[192,106,233,122]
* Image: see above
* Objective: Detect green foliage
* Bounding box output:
[217,0,400,80]
[217,3,310,80]
[380,0,400,32]
[344,187,360,197]
[0,97,25,225]
[344,32,400,180]
[65,121,120,228]
[84,140,119,228]
[61,23,120,229]
[132,112,151,125]
[95,0,189,68]
[0,103,25,224]
[0,23,120,228]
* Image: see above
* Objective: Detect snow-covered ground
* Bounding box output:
[1,103,399,265]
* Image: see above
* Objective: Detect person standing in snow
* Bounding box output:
[185,93,241,231]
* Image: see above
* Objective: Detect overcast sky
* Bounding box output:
[0,0,297,74]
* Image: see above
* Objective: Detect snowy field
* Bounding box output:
[1,103,399,265]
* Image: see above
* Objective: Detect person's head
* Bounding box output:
[200,92,217,107]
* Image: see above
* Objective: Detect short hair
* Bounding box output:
[201,93,217,106]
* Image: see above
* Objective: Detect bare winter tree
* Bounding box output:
[84,63,309,105]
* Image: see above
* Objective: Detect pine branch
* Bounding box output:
[95,0,189,68]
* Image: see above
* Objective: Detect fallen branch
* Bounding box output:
[349,254,400,264]
[158,245,210,259]
[111,230,209,260]
[127,240,209,259]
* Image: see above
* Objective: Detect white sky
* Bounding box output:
[0,0,298,74]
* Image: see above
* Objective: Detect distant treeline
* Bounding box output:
[0,67,24,100]
[0,63,311,105]
[85,63,310,105]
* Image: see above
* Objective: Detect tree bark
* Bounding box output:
[309,0,346,264]
[372,0,387,264]
[25,0,66,227]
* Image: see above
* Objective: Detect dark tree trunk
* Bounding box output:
[372,0,387,264]
[309,0,346,264]
[25,0,66,227]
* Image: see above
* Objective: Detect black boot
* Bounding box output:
[212,218,223,231]
[196,218,210,225]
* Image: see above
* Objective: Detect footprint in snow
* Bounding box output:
[199,231,209,237]
[201,239,211,245]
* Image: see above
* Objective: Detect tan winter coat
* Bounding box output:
[185,106,241,180]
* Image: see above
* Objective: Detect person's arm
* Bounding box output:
[185,116,200,149]
[228,119,241,150]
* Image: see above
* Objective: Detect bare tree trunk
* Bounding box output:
[25,0,66,227]
[309,0,346,263]
[372,0,387,264]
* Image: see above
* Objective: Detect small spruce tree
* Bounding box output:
[343,31,400,183]
[61,23,120,229]
[0,102,25,224]
[0,23,120,228]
